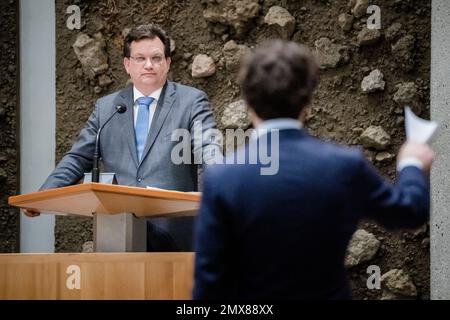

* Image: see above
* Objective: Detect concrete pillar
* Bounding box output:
[431,0,450,300]
[19,0,55,252]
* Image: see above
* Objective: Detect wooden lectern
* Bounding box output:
[1,183,200,299]
[8,183,200,252]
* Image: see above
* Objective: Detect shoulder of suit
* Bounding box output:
[304,137,365,163]
[95,87,126,108]
[169,80,207,98]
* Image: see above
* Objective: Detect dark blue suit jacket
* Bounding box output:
[193,129,429,299]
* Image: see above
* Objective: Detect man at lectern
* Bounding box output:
[24,23,220,252]
[193,40,434,299]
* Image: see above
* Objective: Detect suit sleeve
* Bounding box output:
[189,91,223,167]
[40,103,100,190]
[354,152,430,229]
[193,168,232,299]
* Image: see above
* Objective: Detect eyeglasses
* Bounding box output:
[129,55,165,65]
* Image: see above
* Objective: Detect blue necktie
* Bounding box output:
[135,96,154,161]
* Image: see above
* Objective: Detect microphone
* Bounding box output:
[91,104,127,183]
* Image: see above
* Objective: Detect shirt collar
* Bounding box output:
[252,118,303,139]
[133,86,163,104]
[256,118,303,131]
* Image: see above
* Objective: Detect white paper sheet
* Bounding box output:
[404,106,438,143]
[146,186,201,195]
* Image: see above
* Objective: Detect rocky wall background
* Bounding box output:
[0,0,19,253]
[54,0,431,299]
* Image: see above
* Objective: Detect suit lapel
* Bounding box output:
[116,84,139,168]
[138,81,176,167]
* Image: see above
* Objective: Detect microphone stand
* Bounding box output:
[92,104,127,183]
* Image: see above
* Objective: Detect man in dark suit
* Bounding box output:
[193,40,434,299]
[24,24,220,251]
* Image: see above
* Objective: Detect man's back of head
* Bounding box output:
[238,40,319,121]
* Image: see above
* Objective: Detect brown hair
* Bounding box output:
[238,40,318,120]
[123,23,171,58]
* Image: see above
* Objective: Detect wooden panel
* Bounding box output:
[8,183,200,218]
[4,262,49,299]
[0,253,194,300]
[173,258,195,299]
[79,262,106,299]
[105,262,145,299]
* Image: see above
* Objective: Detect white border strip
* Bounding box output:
[431,0,450,300]
[19,0,55,252]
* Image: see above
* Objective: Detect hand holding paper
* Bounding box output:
[399,107,436,173]
[404,106,438,143]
